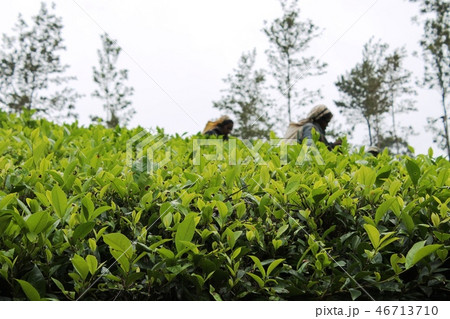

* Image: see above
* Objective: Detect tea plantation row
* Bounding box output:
[0,111,448,300]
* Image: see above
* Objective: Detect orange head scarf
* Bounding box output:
[202,115,232,134]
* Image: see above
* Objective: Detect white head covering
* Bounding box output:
[283,104,333,141]
[307,104,333,121]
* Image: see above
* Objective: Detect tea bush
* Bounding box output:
[0,111,448,300]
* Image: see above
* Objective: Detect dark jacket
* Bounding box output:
[297,122,331,148]
[204,128,229,140]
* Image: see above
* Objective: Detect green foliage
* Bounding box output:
[91,33,135,128]
[263,0,327,123]
[335,38,416,150]
[16,279,41,301]
[0,2,80,120]
[175,213,198,253]
[410,0,450,157]
[405,241,442,270]
[0,111,449,300]
[212,49,274,140]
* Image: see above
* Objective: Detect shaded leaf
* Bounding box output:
[16,279,40,301]
[267,258,285,277]
[405,242,442,269]
[405,159,420,186]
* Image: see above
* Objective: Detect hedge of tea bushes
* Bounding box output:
[0,111,448,300]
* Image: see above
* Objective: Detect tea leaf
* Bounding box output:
[356,166,376,188]
[162,212,173,228]
[405,159,420,187]
[72,254,89,280]
[401,211,415,234]
[103,233,133,259]
[110,249,130,272]
[81,195,94,219]
[91,206,111,220]
[0,194,16,210]
[158,248,175,260]
[363,224,380,249]
[285,176,301,195]
[267,258,284,277]
[375,198,396,224]
[72,222,95,241]
[231,247,242,260]
[226,165,241,189]
[51,185,67,218]
[26,211,49,234]
[86,255,98,275]
[405,242,442,269]
[276,224,289,238]
[247,272,264,288]
[175,213,197,253]
[223,228,236,249]
[249,255,266,278]
[378,237,400,251]
[216,201,228,219]
[16,279,41,301]
[349,288,361,301]
[436,168,449,187]
[209,285,223,301]
[390,254,405,274]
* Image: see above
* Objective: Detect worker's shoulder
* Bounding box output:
[204,128,221,136]
[302,122,316,130]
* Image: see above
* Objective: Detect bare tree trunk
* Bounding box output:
[391,92,399,154]
[441,92,450,159]
[365,116,373,146]
[376,114,380,148]
[287,57,292,123]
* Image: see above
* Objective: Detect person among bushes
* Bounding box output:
[202,115,234,140]
[367,146,381,156]
[283,104,342,150]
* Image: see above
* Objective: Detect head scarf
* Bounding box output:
[367,146,380,155]
[288,104,333,128]
[307,104,333,122]
[283,104,333,140]
[202,115,232,134]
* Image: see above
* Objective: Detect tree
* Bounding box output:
[410,0,449,158]
[263,0,327,124]
[91,33,135,128]
[336,39,417,151]
[213,49,274,140]
[335,40,391,147]
[382,48,417,153]
[0,2,79,120]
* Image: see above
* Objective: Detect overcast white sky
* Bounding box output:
[0,0,446,156]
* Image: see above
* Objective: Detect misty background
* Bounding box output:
[0,0,445,155]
